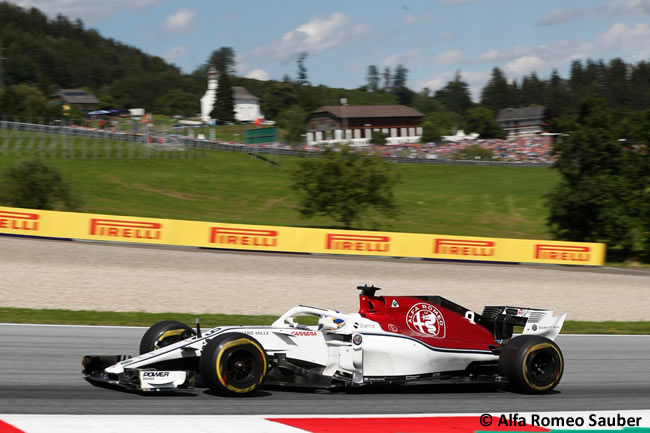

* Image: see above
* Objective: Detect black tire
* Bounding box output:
[199,333,268,396]
[139,320,196,355]
[498,335,564,394]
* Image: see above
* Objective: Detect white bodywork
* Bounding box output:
[105,306,492,386]
[101,304,565,392]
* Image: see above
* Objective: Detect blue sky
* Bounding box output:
[13,0,650,100]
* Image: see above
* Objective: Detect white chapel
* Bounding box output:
[200,66,263,123]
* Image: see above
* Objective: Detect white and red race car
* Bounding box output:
[82,285,567,395]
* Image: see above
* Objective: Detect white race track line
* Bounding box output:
[1,411,650,433]
[0,323,146,329]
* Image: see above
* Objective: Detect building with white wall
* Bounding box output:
[201,66,263,123]
[306,105,423,146]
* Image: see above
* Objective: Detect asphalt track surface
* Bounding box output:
[0,324,648,415]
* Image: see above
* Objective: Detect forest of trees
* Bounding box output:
[2,1,650,140]
[0,1,649,137]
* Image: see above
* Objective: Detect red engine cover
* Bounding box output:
[359,295,497,351]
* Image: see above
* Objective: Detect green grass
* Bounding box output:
[0,307,279,328]
[0,139,559,239]
[1,307,648,334]
[562,320,650,335]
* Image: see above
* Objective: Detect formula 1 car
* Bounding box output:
[82,285,567,395]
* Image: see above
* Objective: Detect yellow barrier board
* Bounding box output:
[0,206,606,265]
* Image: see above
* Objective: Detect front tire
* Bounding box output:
[139,320,196,354]
[199,333,268,396]
[498,335,564,394]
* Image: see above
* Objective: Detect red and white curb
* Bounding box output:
[1,411,649,433]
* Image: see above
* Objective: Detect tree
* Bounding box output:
[366,65,380,92]
[0,159,81,210]
[546,97,631,249]
[98,94,114,109]
[292,146,400,228]
[480,67,513,112]
[617,108,650,259]
[209,47,235,75]
[210,71,235,121]
[0,84,60,119]
[421,110,459,142]
[462,106,505,139]
[371,130,387,145]
[420,121,438,143]
[277,104,307,144]
[544,69,569,122]
[453,144,495,160]
[434,71,473,115]
[392,64,412,105]
[296,52,309,85]
[154,89,198,117]
[261,82,297,120]
[382,67,392,92]
[520,72,545,106]
[0,86,21,116]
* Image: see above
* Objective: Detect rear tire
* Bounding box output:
[498,335,564,394]
[139,320,196,355]
[199,333,268,396]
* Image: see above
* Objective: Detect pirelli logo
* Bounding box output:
[325,234,390,252]
[209,227,278,247]
[434,238,495,257]
[535,244,591,262]
[0,210,39,231]
[89,218,162,240]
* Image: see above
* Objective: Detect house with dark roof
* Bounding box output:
[49,89,99,112]
[496,106,546,138]
[232,86,261,122]
[306,104,423,145]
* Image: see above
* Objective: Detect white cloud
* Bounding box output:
[479,49,500,61]
[599,22,650,57]
[246,69,270,81]
[403,14,417,24]
[537,8,569,26]
[435,49,463,64]
[13,0,161,22]
[164,8,196,34]
[402,13,432,25]
[251,12,368,61]
[477,39,593,77]
[234,54,248,75]
[381,50,420,68]
[162,45,186,63]
[537,0,650,26]
[504,56,545,76]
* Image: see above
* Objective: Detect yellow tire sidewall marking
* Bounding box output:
[215,338,267,393]
[522,342,563,391]
[154,328,187,350]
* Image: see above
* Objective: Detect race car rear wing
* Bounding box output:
[481,306,567,341]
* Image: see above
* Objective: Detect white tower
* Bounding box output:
[200,66,218,122]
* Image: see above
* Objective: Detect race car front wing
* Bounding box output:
[82,355,195,392]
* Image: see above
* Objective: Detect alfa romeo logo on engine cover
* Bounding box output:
[406,303,446,338]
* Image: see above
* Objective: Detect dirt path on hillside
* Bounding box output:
[1,237,648,321]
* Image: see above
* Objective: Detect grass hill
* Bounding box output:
[0,148,558,239]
